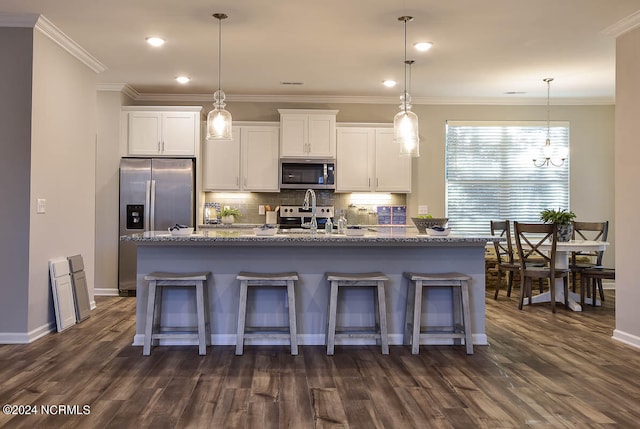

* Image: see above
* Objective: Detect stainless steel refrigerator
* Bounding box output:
[118,158,195,295]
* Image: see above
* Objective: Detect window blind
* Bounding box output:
[445,121,570,235]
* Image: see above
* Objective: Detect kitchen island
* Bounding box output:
[122,229,497,348]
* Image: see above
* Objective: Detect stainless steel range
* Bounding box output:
[279,205,334,229]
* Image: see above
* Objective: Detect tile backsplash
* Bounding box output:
[204,191,407,224]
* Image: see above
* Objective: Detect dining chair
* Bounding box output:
[570,221,608,301]
[490,220,520,299]
[513,222,569,313]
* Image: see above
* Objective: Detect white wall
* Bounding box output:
[0,27,33,337]
[26,28,97,334]
[95,90,133,295]
[614,26,640,348]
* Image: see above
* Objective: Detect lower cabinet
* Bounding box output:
[336,127,412,193]
[203,125,279,191]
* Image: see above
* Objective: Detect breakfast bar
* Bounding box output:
[122,229,497,348]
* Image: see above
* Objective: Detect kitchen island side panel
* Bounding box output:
[133,244,486,346]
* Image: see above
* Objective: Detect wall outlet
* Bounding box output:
[36,198,46,214]
[418,205,429,215]
[258,205,266,215]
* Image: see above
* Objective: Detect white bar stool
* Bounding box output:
[235,271,299,356]
[403,272,473,355]
[143,271,211,356]
[325,272,390,355]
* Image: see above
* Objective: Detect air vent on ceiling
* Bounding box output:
[280,81,304,86]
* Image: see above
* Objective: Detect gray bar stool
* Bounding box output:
[235,272,299,356]
[403,272,473,355]
[325,272,390,355]
[143,271,211,356]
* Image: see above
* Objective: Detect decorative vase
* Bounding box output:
[557,223,573,242]
[221,215,235,225]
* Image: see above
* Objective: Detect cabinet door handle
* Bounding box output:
[236,177,239,186]
[158,141,161,152]
[376,178,379,188]
[368,178,371,188]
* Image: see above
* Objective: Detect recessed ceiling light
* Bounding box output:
[146,37,166,47]
[414,41,433,52]
[176,76,191,84]
[382,80,397,88]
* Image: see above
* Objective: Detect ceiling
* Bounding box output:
[2,0,640,104]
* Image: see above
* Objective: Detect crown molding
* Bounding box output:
[118,90,614,106]
[35,15,106,73]
[602,9,640,38]
[96,83,139,100]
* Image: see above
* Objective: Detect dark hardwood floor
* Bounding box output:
[1,281,639,428]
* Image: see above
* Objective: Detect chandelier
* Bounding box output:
[206,13,232,141]
[533,78,567,167]
[393,16,420,157]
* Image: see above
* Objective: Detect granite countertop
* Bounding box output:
[121,228,499,247]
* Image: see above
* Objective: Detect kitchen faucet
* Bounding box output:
[302,188,317,234]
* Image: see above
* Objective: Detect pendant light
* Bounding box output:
[394,16,420,157]
[206,13,232,141]
[532,78,567,167]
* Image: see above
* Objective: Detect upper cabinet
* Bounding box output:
[336,126,412,193]
[203,124,280,192]
[278,109,338,158]
[122,106,202,156]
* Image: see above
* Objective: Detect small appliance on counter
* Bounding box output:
[278,205,334,230]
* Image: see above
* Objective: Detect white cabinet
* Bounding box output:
[123,107,201,156]
[336,127,412,193]
[203,125,279,191]
[278,109,338,158]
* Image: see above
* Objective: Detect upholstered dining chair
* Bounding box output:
[513,222,570,313]
[490,220,520,299]
[570,221,609,301]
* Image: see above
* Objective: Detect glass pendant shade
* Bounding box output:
[394,92,420,157]
[394,110,420,157]
[206,90,232,140]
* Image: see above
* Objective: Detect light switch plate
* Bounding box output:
[258,205,266,215]
[37,198,46,214]
[418,205,429,215]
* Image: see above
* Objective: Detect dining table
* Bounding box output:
[523,240,609,311]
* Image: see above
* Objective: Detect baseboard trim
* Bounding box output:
[612,329,640,350]
[0,322,55,344]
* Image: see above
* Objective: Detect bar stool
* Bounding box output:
[143,271,211,356]
[403,272,473,355]
[236,272,299,356]
[580,267,615,308]
[325,272,389,355]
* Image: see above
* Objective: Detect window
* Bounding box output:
[445,121,569,235]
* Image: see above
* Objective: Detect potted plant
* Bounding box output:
[220,207,241,225]
[540,208,576,242]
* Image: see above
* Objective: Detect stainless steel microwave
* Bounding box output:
[279,159,336,190]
